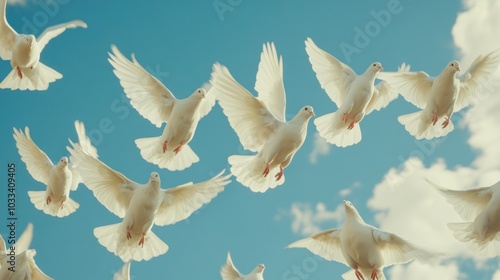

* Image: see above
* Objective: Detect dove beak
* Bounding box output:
[202,93,206,98]
[378,66,383,71]
[456,66,461,71]
[310,111,315,117]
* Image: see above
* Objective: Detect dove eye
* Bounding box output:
[304,107,308,111]
[451,63,454,66]
[373,63,376,67]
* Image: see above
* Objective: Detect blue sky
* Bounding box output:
[1,0,500,279]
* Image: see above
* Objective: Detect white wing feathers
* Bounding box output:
[456,48,500,111]
[67,146,137,218]
[211,63,282,152]
[154,170,231,226]
[377,64,434,109]
[287,229,348,265]
[36,20,87,53]
[428,179,493,221]
[305,37,356,107]
[220,252,244,280]
[108,45,176,127]
[13,127,53,185]
[365,63,409,115]
[0,0,17,60]
[254,42,286,122]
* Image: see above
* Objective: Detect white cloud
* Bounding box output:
[388,261,462,280]
[309,132,331,164]
[289,202,344,236]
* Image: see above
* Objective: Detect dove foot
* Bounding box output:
[16,67,23,79]
[431,113,438,125]
[126,229,132,240]
[348,121,356,130]
[162,141,167,153]
[355,268,365,280]
[139,233,145,247]
[342,113,349,123]
[442,117,450,128]
[174,144,183,155]
[59,202,65,209]
[262,164,270,177]
[371,268,379,280]
[46,196,51,205]
[275,167,284,181]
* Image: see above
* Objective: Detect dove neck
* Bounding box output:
[145,181,160,195]
[344,209,364,225]
[290,114,310,132]
[363,70,378,84]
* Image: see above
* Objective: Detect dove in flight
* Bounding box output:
[108,45,216,171]
[210,42,314,193]
[113,262,130,280]
[13,120,97,217]
[429,179,500,257]
[220,252,265,280]
[0,223,53,280]
[68,145,231,262]
[0,0,86,91]
[287,200,432,280]
[305,38,399,147]
[377,49,500,139]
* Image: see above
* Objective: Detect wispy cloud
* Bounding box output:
[309,132,331,164]
[277,202,344,236]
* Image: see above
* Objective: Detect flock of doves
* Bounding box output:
[1,1,500,279]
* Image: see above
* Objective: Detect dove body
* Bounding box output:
[46,157,72,207]
[11,35,39,70]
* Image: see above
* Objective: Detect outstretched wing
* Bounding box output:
[211,63,283,152]
[0,0,17,60]
[305,37,357,108]
[13,127,53,185]
[37,20,87,52]
[109,45,177,127]
[68,120,98,191]
[254,42,286,122]
[456,49,500,111]
[154,170,231,226]
[220,252,244,280]
[377,63,434,109]
[428,178,493,221]
[372,227,433,266]
[287,228,348,265]
[67,145,137,218]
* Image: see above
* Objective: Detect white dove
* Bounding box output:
[0,223,53,280]
[377,49,500,140]
[68,145,231,262]
[0,0,87,91]
[108,45,216,171]
[113,262,130,280]
[13,120,97,217]
[211,42,314,193]
[429,179,500,257]
[287,200,432,280]
[305,38,399,147]
[220,252,265,280]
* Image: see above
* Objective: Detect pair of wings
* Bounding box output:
[377,49,500,112]
[427,179,495,221]
[288,226,429,268]
[108,45,215,128]
[211,42,288,152]
[305,37,399,115]
[13,121,97,191]
[0,0,86,60]
[220,252,245,280]
[68,146,231,226]
[0,224,52,280]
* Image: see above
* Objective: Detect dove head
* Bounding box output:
[20,34,35,48]
[299,106,315,118]
[253,264,265,274]
[447,60,461,72]
[57,157,69,167]
[150,172,160,183]
[368,62,383,72]
[343,200,363,221]
[192,88,206,99]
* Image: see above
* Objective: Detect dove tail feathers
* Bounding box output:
[228,155,284,193]
[314,112,362,147]
[342,268,386,280]
[135,136,199,171]
[94,223,169,262]
[398,111,454,140]
[27,191,79,218]
[448,222,500,257]
[0,63,62,91]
